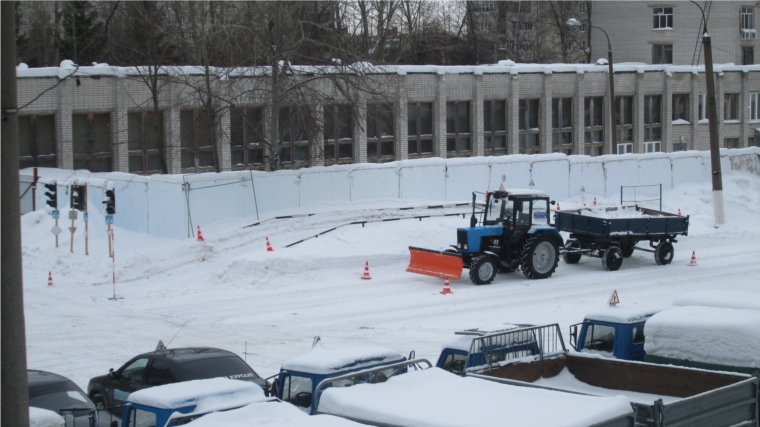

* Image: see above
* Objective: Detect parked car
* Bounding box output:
[87,347,267,415]
[28,370,96,427]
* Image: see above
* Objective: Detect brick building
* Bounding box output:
[16,62,760,175]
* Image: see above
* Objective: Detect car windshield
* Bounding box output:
[29,381,95,414]
[178,356,259,381]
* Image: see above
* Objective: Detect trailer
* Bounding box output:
[555,206,689,271]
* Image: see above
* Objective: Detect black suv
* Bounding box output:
[88,347,266,414]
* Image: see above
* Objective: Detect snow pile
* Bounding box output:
[127,378,266,411]
[319,368,632,427]
[185,401,363,427]
[572,206,652,219]
[644,306,760,369]
[672,290,760,311]
[281,343,404,375]
[584,304,667,324]
[29,407,64,427]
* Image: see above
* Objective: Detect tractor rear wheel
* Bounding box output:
[654,241,674,265]
[520,235,559,279]
[469,254,500,285]
[602,246,623,271]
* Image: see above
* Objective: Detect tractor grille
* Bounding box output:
[457,230,468,248]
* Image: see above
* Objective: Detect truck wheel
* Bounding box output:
[602,246,623,271]
[520,235,559,279]
[654,241,674,265]
[500,260,519,273]
[620,242,635,258]
[469,254,499,285]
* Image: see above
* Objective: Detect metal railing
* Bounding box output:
[467,324,567,373]
[621,184,662,211]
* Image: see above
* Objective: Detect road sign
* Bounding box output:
[69,226,77,234]
[107,229,114,239]
[105,215,114,225]
[51,225,62,236]
[52,209,60,219]
[83,212,89,223]
[69,210,78,220]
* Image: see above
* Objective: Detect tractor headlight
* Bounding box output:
[463,243,468,250]
[493,239,499,245]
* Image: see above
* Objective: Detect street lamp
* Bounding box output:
[567,18,617,155]
[690,1,725,226]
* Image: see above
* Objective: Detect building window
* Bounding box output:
[653,7,673,29]
[615,96,634,153]
[724,137,739,149]
[672,94,690,123]
[644,95,662,144]
[324,105,353,165]
[180,110,215,172]
[724,93,739,121]
[230,107,264,169]
[672,140,688,151]
[518,41,534,51]
[580,40,586,50]
[474,2,495,13]
[741,7,756,39]
[580,2,587,13]
[652,44,673,64]
[645,141,661,152]
[519,99,541,154]
[750,93,759,121]
[73,113,112,172]
[279,106,312,168]
[698,94,708,122]
[552,98,573,155]
[408,102,434,157]
[476,21,493,32]
[751,136,759,147]
[128,111,164,174]
[446,101,471,156]
[517,21,534,31]
[484,100,507,156]
[18,115,56,169]
[367,103,395,162]
[584,97,604,156]
[743,47,755,65]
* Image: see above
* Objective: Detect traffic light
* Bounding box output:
[44,182,58,209]
[103,189,115,215]
[70,185,87,211]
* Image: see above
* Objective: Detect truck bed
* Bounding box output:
[554,207,689,238]
[470,352,758,427]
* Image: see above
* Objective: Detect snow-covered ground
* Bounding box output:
[21,172,760,394]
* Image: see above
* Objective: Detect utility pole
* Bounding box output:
[2,2,32,426]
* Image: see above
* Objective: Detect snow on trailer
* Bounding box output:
[280,344,405,375]
[672,289,760,311]
[184,400,364,427]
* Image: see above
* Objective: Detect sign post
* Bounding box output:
[51,209,60,247]
[107,229,122,301]
[84,183,89,256]
[106,215,114,257]
[69,209,77,253]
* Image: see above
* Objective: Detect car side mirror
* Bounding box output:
[107,368,118,380]
[550,200,556,206]
[295,392,312,408]
[569,324,578,349]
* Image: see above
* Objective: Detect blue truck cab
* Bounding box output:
[273,343,407,415]
[569,306,666,361]
[436,324,542,374]
[119,377,269,427]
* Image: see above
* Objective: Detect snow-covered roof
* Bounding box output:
[281,344,405,375]
[29,407,64,427]
[184,400,364,427]
[318,367,633,426]
[672,290,760,311]
[127,378,265,411]
[16,60,760,80]
[500,189,549,197]
[644,306,760,369]
[441,324,526,352]
[584,305,667,324]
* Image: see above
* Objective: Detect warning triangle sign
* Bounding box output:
[498,183,506,192]
[155,340,167,352]
[608,290,620,306]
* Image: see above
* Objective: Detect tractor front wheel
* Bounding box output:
[520,235,560,279]
[469,254,500,285]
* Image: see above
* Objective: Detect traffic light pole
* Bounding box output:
[70,210,76,253]
[85,183,89,256]
[55,217,59,248]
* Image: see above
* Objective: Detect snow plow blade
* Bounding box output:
[406,246,463,280]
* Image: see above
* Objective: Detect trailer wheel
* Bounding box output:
[520,235,559,279]
[621,242,635,258]
[602,246,623,271]
[654,241,674,265]
[562,240,582,264]
[469,254,500,285]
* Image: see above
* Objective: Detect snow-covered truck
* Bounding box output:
[569,290,760,374]
[447,324,759,427]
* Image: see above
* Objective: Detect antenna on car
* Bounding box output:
[165,321,188,348]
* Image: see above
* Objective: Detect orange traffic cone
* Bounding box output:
[361,261,371,280]
[197,226,205,242]
[266,237,273,252]
[689,251,698,266]
[593,197,597,206]
[556,202,560,211]
[47,271,53,287]
[678,208,682,217]
[440,279,453,295]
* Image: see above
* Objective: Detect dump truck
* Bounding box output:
[407,185,563,284]
[439,323,759,427]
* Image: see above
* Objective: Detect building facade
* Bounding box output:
[16,63,760,175]
[591,1,758,66]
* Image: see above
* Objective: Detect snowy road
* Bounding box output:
[21,173,760,390]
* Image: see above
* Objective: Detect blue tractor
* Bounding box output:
[408,186,563,285]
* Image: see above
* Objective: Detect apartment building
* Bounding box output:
[591,1,758,65]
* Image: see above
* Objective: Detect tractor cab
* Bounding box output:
[475,186,553,245]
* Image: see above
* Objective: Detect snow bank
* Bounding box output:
[281,343,404,375]
[584,304,668,324]
[185,400,363,427]
[127,378,265,411]
[644,306,760,369]
[570,206,652,218]
[672,290,760,311]
[29,407,64,427]
[319,368,631,427]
